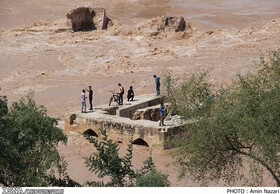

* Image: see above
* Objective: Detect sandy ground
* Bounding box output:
[1,0,280,186]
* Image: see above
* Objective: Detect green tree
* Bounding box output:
[135,169,170,187]
[135,156,170,187]
[84,128,170,187]
[0,93,79,186]
[169,50,280,186]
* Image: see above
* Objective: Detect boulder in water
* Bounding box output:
[160,16,188,32]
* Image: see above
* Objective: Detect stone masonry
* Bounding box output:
[64,94,191,150]
[66,7,109,32]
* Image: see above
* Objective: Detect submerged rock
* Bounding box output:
[160,16,188,32]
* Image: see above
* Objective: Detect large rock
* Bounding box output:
[160,16,187,32]
[66,7,109,32]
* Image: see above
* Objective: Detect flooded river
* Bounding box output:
[1,0,280,29]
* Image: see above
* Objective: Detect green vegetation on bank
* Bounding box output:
[0,93,80,186]
[167,50,280,186]
[0,92,169,187]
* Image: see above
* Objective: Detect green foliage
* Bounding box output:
[84,128,135,187]
[169,50,280,186]
[0,92,78,186]
[162,72,172,96]
[168,70,212,119]
[135,169,170,187]
[46,174,82,187]
[135,156,170,187]
[84,128,170,187]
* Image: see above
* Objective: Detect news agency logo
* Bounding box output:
[2,187,64,194]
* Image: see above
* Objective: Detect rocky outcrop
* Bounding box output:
[66,7,109,32]
[160,16,189,32]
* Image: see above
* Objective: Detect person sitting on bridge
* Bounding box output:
[127,86,134,101]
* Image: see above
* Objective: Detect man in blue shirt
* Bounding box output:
[159,102,166,126]
[153,75,160,96]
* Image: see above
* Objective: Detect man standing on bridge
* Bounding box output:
[81,89,87,113]
[153,75,161,96]
[159,102,166,126]
[86,86,93,110]
[118,83,124,105]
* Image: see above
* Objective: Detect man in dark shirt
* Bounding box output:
[127,86,134,101]
[86,86,93,110]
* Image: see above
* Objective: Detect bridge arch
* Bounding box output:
[132,138,149,147]
[83,129,98,137]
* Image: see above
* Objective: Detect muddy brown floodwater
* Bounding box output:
[1,0,280,186]
[1,0,280,30]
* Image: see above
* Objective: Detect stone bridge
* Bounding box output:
[64,94,190,150]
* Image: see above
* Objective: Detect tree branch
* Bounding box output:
[225,135,280,186]
[235,148,280,186]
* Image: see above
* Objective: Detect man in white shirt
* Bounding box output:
[81,89,87,113]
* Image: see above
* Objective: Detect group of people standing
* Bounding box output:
[81,86,93,113]
[80,74,162,114]
[80,74,166,126]
[81,83,135,113]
